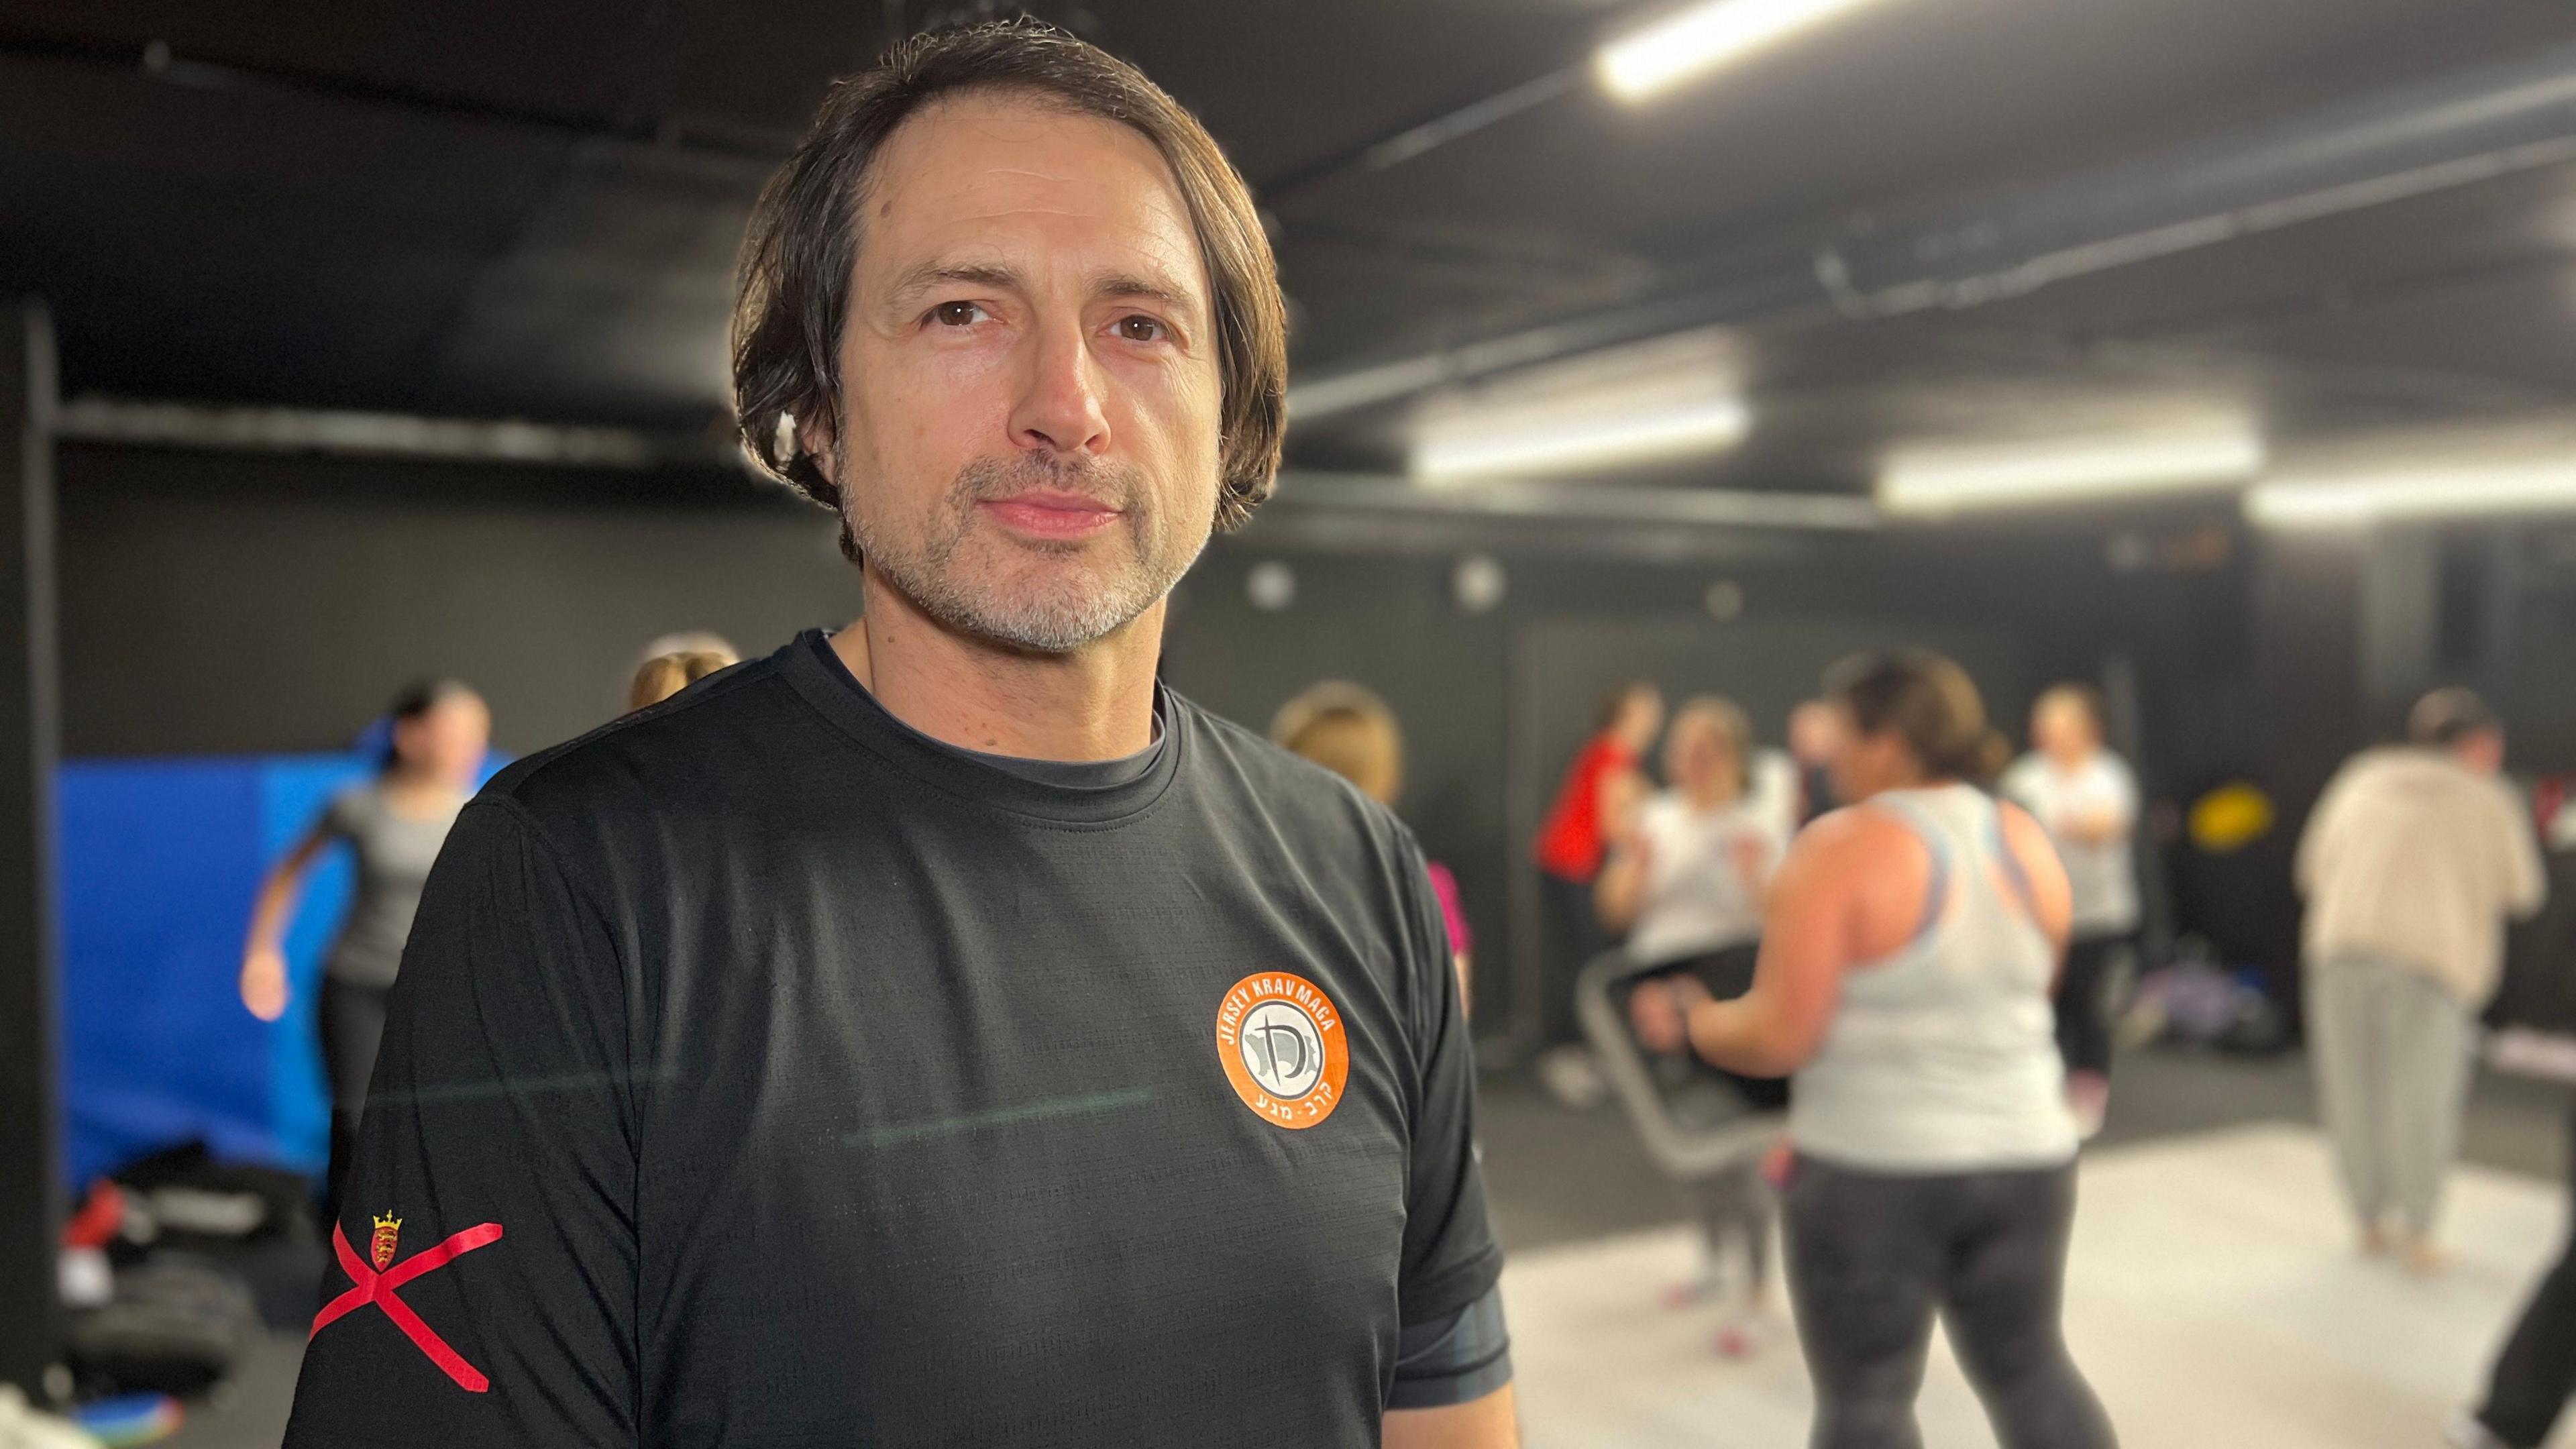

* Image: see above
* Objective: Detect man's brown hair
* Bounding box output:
[731,19,1288,554]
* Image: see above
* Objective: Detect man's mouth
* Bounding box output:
[978,489,1124,539]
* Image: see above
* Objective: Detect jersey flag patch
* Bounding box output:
[1216,971,1350,1130]
[309,1213,506,1393]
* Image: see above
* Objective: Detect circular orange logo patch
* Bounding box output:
[1216,971,1349,1130]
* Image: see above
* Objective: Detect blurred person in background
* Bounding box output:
[1787,697,1848,826]
[237,679,490,1222]
[628,640,741,711]
[1598,694,1790,1354]
[1274,680,1474,1010]
[2455,1092,2576,1449]
[2298,686,2546,1274]
[2002,683,2141,1138]
[1535,681,1662,1024]
[1638,651,2114,1449]
[285,22,1509,1447]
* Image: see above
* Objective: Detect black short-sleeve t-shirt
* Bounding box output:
[282,631,1503,1448]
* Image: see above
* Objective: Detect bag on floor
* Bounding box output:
[62,1256,260,1396]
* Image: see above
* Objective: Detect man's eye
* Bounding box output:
[931,302,984,327]
[1117,315,1167,343]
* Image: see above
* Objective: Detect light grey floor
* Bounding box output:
[1507,1124,2576,1448]
[1479,1045,2569,1252]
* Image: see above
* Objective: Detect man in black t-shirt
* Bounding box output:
[282,19,1513,1449]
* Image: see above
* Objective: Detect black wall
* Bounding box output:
[59,441,860,756]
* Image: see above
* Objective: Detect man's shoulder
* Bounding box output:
[1169,692,1416,855]
[477,651,799,830]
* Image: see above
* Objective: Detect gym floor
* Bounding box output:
[159,1047,2571,1449]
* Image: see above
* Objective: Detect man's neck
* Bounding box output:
[831,568,1163,763]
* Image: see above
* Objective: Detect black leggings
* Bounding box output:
[1784,1155,2116,1449]
[318,976,392,1229]
[2055,934,2129,1079]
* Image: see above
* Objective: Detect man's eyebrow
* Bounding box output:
[1095,270,1201,315]
[883,261,1026,305]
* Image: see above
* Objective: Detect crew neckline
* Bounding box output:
[778,628,1182,826]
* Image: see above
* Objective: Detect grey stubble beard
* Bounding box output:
[843,453,1208,655]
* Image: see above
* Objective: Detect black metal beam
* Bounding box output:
[0,300,64,1398]
[0,28,800,160]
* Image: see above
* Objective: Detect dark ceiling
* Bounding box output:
[7,0,2576,492]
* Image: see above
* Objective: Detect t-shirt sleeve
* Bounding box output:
[1391,832,1505,1327]
[282,800,639,1448]
[2101,757,2142,829]
[319,787,368,843]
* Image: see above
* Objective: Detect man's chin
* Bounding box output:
[928,574,1162,655]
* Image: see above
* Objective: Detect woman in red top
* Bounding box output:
[1534,682,1664,1040]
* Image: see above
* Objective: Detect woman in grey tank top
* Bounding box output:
[240,680,489,1218]
[1637,651,2115,1449]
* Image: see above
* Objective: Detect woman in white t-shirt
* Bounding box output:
[1597,696,1792,1351]
[2000,682,2141,1138]
[1599,696,1788,977]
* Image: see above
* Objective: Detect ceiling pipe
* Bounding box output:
[1272,470,1875,531]
[54,396,741,471]
[1289,40,2576,421]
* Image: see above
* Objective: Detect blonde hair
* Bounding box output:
[629,651,735,711]
[1271,682,1403,806]
[1668,694,1755,793]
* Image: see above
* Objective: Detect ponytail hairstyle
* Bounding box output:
[1823,649,2003,785]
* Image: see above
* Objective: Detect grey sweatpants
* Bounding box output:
[2306,953,2476,1240]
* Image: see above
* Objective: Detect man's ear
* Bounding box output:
[797,413,838,476]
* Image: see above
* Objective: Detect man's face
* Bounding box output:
[822,92,1224,653]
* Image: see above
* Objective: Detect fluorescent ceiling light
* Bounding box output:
[1598,0,1888,103]
[2249,466,2576,527]
[1411,398,1752,485]
[1878,431,2265,516]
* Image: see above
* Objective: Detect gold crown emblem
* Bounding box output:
[369,1211,403,1271]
